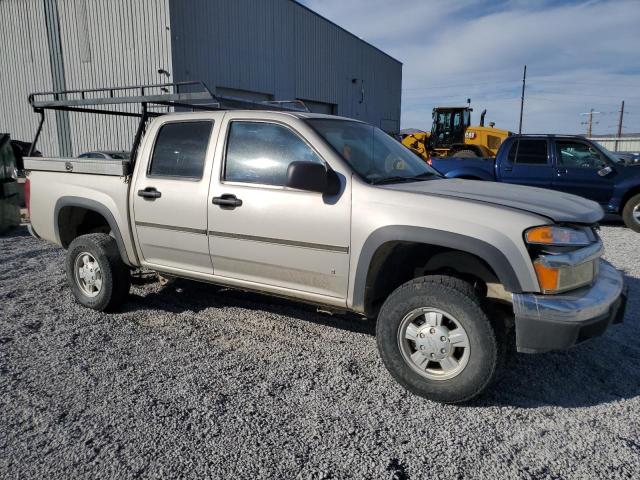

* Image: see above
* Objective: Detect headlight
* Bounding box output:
[525,225,591,246]
[525,226,599,294]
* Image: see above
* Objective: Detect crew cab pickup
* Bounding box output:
[431,135,640,231]
[24,91,626,403]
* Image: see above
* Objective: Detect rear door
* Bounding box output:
[551,139,615,205]
[207,113,351,299]
[498,138,554,188]
[132,113,223,274]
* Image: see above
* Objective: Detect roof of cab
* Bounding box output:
[164,110,364,123]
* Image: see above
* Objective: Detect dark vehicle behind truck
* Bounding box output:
[431,135,640,231]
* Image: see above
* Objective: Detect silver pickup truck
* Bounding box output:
[24,89,626,403]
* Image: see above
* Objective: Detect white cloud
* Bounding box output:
[300,0,640,135]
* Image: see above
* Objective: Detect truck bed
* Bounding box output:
[23,157,136,263]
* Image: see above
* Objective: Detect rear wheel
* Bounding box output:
[376,275,498,403]
[65,233,130,311]
[622,193,640,232]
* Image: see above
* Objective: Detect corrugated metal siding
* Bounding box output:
[170,0,402,132]
[1,0,401,157]
[0,0,60,155]
[57,0,172,156]
[0,0,172,157]
[589,137,640,152]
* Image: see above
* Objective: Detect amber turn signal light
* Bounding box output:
[533,261,560,293]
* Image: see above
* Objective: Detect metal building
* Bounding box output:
[588,134,640,153]
[0,0,402,157]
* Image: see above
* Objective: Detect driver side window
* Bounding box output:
[224,121,323,186]
[556,141,605,169]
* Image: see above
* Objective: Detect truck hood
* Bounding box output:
[382,178,604,224]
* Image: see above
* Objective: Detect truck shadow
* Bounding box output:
[124,273,640,409]
[124,277,376,336]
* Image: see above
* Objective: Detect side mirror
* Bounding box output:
[597,165,613,177]
[286,161,340,195]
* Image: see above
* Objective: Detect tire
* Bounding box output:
[376,275,498,404]
[622,193,640,232]
[65,233,130,311]
[452,149,479,158]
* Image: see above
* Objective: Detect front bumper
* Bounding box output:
[512,260,626,353]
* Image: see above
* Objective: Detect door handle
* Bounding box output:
[137,187,161,199]
[212,194,243,209]
[503,167,513,172]
[556,168,568,176]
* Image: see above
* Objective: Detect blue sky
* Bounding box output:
[300,0,640,134]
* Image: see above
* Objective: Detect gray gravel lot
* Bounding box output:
[1,224,639,479]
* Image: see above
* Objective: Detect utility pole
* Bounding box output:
[518,65,526,134]
[614,100,625,152]
[580,109,600,137]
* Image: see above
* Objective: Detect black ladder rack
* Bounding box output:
[27,80,309,161]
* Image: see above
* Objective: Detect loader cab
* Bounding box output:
[429,107,471,149]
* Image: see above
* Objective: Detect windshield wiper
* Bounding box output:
[410,172,438,180]
[370,172,438,185]
[370,176,417,185]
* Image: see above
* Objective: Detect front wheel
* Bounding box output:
[376,275,498,403]
[65,233,131,311]
[622,193,640,232]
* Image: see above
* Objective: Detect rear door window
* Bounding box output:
[508,139,548,165]
[148,121,213,179]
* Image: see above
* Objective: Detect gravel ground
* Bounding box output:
[1,224,639,479]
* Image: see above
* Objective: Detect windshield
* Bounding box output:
[307,119,439,184]
[598,144,625,164]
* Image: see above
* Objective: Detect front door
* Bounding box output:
[499,138,554,188]
[551,139,615,205]
[132,114,222,274]
[207,114,351,299]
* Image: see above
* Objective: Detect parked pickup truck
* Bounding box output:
[431,135,640,232]
[24,89,626,403]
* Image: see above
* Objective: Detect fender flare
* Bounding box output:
[351,225,525,313]
[618,183,640,212]
[444,167,494,180]
[54,196,132,266]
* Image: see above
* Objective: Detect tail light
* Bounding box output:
[25,176,31,218]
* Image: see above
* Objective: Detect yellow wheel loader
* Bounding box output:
[401,106,511,161]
